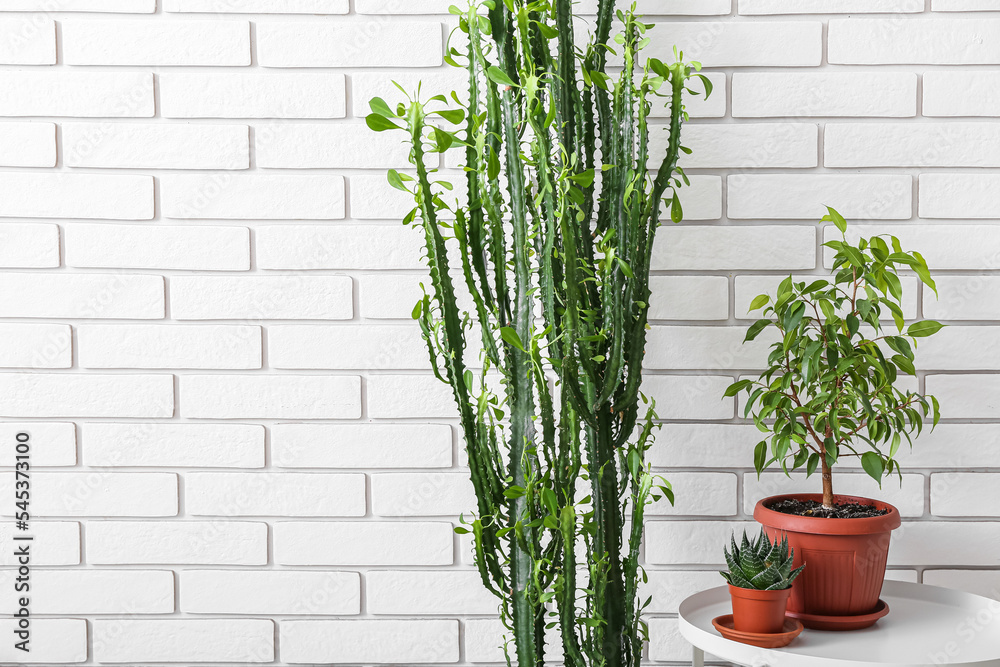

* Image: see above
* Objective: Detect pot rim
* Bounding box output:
[754,493,902,536]
[727,583,792,600]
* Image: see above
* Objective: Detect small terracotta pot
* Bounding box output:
[729,584,792,634]
[754,493,901,626]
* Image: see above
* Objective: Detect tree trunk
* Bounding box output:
[821,457,835,509]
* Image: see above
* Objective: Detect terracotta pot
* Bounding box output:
[728,584,791,634]
[754,493,901,624]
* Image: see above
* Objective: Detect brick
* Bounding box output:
[186,472,366,516]
[280,620,459,663]
[643,22,821,67]
[0,471,177,517]
[826,224,1000,271]
[63,19,249,66]
[275,521,453,565]
[649,618,696,662]
[923,570,1000,600]
[258,21,441,67]
[181,375,361,419]
[736,274,918,319]
[359,273,429,319]
[647,472,737,516]
[352,70,469,117]
[642,571,724,614]
[668,123,818,169]
[272,423,452,468]
[926,276,1000,320]
[171,275,352,320]
[161,72,345,118]
[94,619,273,663]
[920,174,1000,218]
[78,324,261,369]
[368,571,494,614]
[741,0,922,11]
[925,71,1000,117]
[271,324,428,370]
[0,223,59,268]
[730,174,911,219]
[649,276,729,321]
[257,224,423,270]
[65,224,250,271]
[354,0,472,10]
[88,520,267,565]
[918,326,1000,370]
[0,422,76,467]
[0,521,79,565]
[64,122,248,170]
[1,0,154,9]
[894,425,1000,468]
[0,374,173,418]
[890,522,1000,566]
[733,72,916,117]
[162,174,343,219]
[827,122,1000,167]
[932,473,1000,517]
[0,323,71,369]
[0,273,164,319]
[0,570,172,615]
[351,173,464,219]
[371,472,474,516]
[0,71,153,117]
[653,225,816,271]
[746,473,925,517]
[257,123,413,169]
[0,17,55,64]
[830,19,1000,65]
[0,122,55,167]
[181,570,360,614]
[0,619,86,663]
[663,175,723,221]
[166,0,348,11]
[0,173,152,220]
[650,424,759,468]
[83,423,264,468]
[641,375,735,420]
[465,619,560,663]
[644,326,774,370]
[925,374,1000,419]
[646,520,756,564]
[575,0,734,13]
[676,71,727,118]
[933,0,1000,8]
[368,375,456,419]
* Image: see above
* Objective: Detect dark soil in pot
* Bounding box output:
[767,498,889,519]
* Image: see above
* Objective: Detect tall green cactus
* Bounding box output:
[366,2,707,665]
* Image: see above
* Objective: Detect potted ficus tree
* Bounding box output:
[367,1,709,665]
[726,207,943,631]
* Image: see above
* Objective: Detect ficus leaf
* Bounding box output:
[907,320,945,338]
[861,452,885,485]
[749,294,769,311]
[824,206,848,234]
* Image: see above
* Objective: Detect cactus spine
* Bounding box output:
[366,2,707,665]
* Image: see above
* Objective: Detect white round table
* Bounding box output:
[678,580,1000,667]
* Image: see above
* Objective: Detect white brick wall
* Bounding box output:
[0,1,996,664]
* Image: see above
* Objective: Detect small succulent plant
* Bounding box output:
[721,529,805,591]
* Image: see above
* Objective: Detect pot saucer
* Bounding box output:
[786,599,889,631]
[711,615,804,648]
